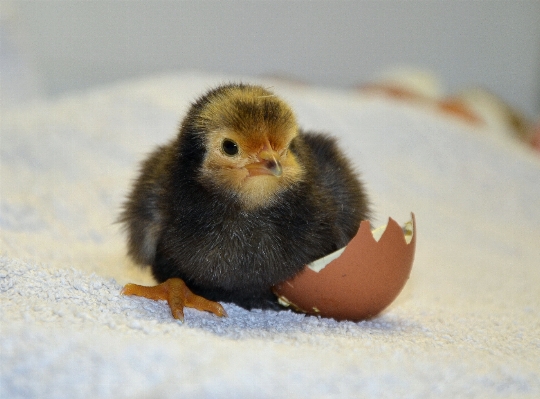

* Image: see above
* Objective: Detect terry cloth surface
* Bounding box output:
[1,72,539,398]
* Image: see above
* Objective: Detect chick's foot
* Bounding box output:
[121,278,227,321]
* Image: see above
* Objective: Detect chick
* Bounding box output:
[120,83,370,320]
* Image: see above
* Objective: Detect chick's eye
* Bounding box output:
[222,139,239,156]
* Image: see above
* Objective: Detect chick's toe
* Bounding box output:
[122,278,227,321]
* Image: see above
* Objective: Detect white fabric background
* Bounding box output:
[1,72,539,398]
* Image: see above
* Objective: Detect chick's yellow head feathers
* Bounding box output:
[195,84,305,209]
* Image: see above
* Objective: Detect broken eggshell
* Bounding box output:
[273,213,416,321]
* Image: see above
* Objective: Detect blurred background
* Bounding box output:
[2,0,539,118]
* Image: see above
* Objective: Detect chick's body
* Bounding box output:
[121,84,370,311]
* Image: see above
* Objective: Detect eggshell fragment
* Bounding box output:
[273,213,416,321]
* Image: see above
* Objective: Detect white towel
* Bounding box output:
[1,72,539,398]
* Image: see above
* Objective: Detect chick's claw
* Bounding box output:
[122,278,227,321]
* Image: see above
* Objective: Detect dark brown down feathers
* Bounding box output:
[120,83,370,309]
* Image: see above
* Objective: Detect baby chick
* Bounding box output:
[120,83,370,320]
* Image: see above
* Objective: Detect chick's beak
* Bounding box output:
[245,149,283,177]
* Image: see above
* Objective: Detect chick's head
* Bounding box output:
[194,84,305,209]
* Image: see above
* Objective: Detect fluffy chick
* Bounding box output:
[120,83,370,319]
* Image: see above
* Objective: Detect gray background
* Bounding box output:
[4,0,540,117]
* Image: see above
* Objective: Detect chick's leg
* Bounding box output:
[122,278,227,321]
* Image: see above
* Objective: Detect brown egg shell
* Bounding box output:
[273,213,416,321]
